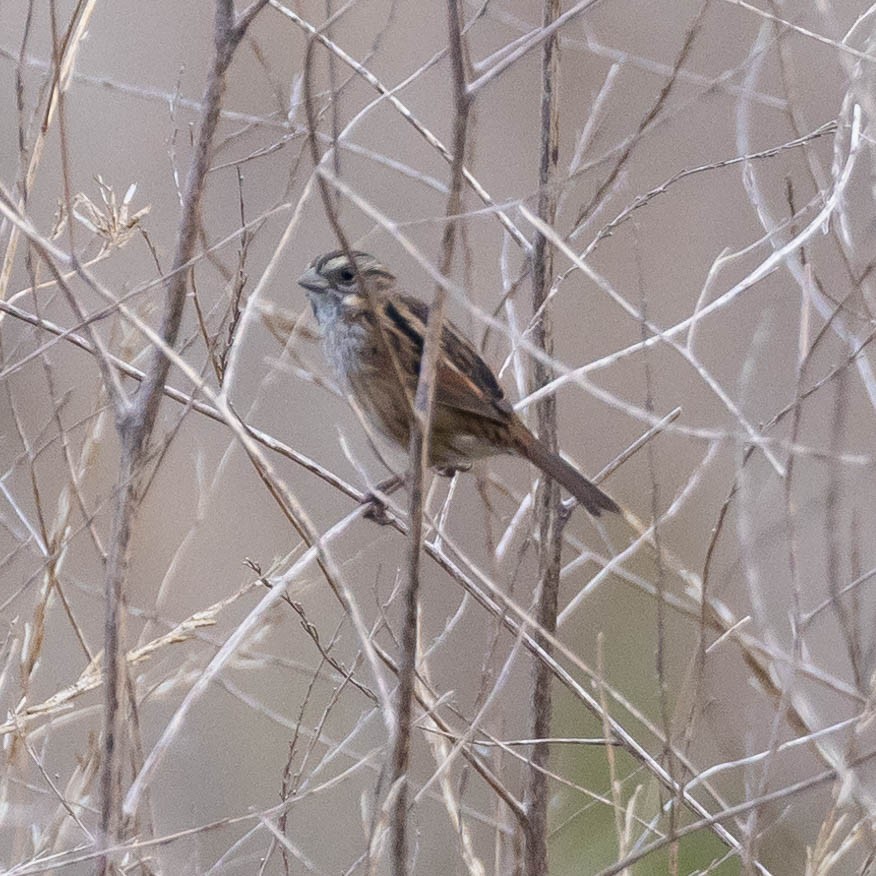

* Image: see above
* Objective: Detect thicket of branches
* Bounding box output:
[2,1,875,874]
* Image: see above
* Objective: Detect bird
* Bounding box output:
[297,249,618,516]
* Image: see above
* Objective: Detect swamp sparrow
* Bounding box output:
[298,250,618,517]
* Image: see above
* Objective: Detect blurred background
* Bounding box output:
[2,1,875,873]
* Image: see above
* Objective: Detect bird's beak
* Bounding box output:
[298,266,329,293]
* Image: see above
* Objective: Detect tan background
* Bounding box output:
[2,1,875,873]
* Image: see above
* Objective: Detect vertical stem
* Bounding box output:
[390,3,470,873]
[97,443,137,870]
[524,2,561,874]
[96,3,265,871]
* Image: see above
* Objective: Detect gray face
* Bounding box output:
[299,276,345,328]
[297,251,393,327]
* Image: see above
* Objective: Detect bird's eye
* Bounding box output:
[338,268,356,283]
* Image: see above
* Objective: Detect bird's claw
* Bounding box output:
[362,491,393,525]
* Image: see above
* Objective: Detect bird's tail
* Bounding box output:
[515,429,619,517]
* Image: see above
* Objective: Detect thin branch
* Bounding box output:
[96,2,267,867]
[392,3,471,872]
[523,2,562,874]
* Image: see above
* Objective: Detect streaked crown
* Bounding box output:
[307,250,394,291]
